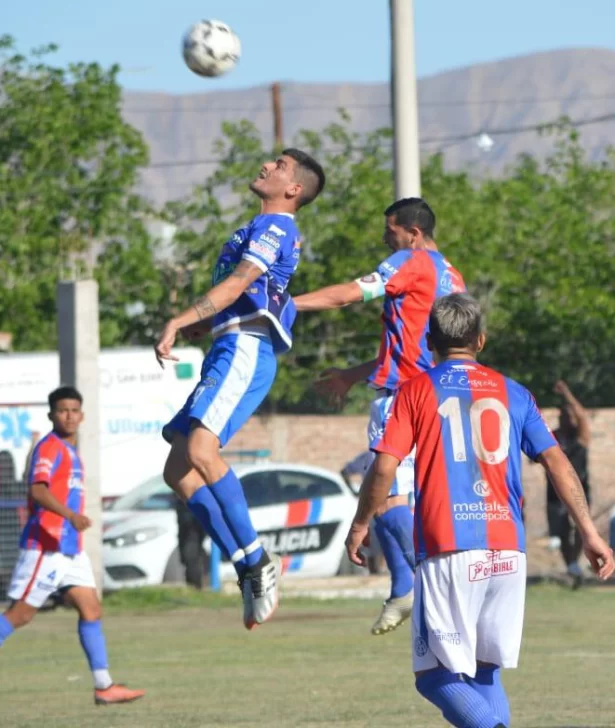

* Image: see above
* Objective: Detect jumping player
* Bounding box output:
[346,293,614,728]
[155,149,325,629]
[0,387,145,706]
[294,197,465,635]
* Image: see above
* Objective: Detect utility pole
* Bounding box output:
[57,280,102,594]
[390,0,421,198]
[271,82,284,151]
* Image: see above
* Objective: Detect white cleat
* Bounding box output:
[238,572,254,629]
[371,591,414,636]
[245,553,281,630]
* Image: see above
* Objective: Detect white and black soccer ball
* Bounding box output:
[182,19,241,78]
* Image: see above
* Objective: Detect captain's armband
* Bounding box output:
[355,272,386,302]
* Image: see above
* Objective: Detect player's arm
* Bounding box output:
[538,446,613,579]
[346,387,415,566]
[314,358,378,404]
[170,260,263,332]
[554,380,591,447]
[28,448,90,531]
[294,272,385,312]
[155,260,263,366]
[30,484,91,531]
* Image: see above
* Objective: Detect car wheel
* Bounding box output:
[162,547,185,584]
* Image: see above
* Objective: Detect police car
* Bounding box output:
[102,461,361,590]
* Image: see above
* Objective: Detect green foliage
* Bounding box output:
[166,118,615,408]
[2,37,613,408]
[0,36,157,349]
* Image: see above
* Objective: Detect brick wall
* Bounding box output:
[229,408,615,548]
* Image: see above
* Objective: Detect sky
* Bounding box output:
[2,0,615,93]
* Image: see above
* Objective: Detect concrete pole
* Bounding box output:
[390,0,421,198]
[57,280,102,594]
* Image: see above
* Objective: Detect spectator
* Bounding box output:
[175,498,207,589]
[546,380,591,588]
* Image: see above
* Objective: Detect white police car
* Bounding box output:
[102,461,361,590]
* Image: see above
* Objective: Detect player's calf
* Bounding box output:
[416,668,503,728]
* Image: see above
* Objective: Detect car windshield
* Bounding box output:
[108,476,172,512]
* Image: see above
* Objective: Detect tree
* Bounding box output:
[167,117,615,409]
[0,36,158,349]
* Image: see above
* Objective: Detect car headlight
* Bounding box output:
[103,526,166,548]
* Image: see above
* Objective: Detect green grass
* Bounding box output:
[1,584,614,727]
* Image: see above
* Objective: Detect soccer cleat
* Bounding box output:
[371,591,414,636]
[238,571,254,629]
[94,683,146,706]
[244,553,281,630]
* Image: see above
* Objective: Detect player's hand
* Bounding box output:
[69,513,92,532]
[345,521,370,567]
[314,367,353,406]
[553,380,570,396]
[180,320,211,343]
[155,321,180,368]
[581,531,615,580]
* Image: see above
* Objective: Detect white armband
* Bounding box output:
[355,272,386,302]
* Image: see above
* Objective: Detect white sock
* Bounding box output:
[93,669,113,690]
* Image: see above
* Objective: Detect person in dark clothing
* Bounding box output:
[175,498,207,589]
[546,380,591,588]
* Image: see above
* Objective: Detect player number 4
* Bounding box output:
[437,396,511,465]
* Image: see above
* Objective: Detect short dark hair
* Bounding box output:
[429,293,483,356]
[384,197,436,238]
[49,386,83,410]
[283,148,326,208]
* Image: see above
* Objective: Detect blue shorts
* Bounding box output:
[368,391,416,500]
[162,333,277,447]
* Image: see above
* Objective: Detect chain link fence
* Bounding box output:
[0,451,27,602]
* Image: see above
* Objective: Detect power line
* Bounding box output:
[122,91,615,114]
[142,110,615,170]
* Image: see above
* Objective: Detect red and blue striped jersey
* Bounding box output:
[374,360,556,562]
[368,249,465,391]
[20,432,85,555]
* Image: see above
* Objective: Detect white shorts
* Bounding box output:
[368,393,416,498]
[8,549,96,608]
[412,550,526,677]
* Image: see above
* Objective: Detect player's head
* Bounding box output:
[249,148,325,210]
[427,293,486,362]
[48,386,84,438]
[383,197,436,251]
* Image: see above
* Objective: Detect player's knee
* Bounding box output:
[6,602,37,628]
[185,437,218,476]
[83,603,103,622]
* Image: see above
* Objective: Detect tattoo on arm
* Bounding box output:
[193,296,217,321]
[566,460,590,520]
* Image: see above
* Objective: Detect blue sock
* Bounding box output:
[466,666,510,727]
[78,620,108,671]
[0,615,15,646]
[209,468,264,568]
[375,505,415,598]
[416,670,501,728]
[188,485,248,575]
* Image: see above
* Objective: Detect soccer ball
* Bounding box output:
[182,19,241,78]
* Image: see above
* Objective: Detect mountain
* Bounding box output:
[121,48,615,205]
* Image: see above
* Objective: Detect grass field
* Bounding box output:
[1,584,614,727]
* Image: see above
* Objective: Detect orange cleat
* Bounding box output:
[94,683,145,706]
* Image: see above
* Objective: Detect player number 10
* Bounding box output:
[437,396,511,465]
